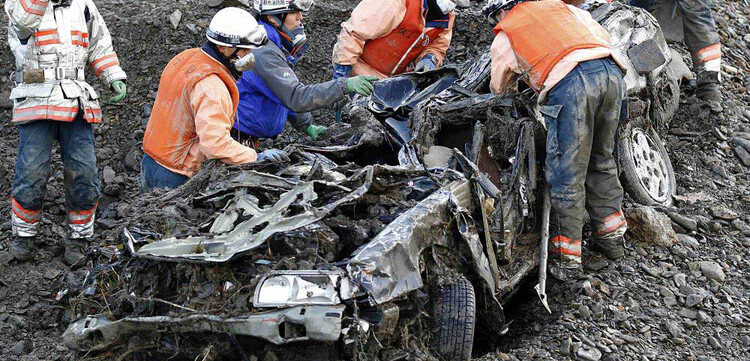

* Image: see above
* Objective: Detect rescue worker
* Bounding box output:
[6,0,128,265]
[483,0,628,272]
[331,0,458,80]
[233,0,378,142]
[629,0,722,102]
[141,8,289,193]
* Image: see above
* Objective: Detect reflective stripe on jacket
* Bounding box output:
[332,0,454,78]
[5,0,127,124]
[495,0,607,91]
[143,48,257,177]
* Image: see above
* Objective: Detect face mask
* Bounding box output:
[233,52,256,72]
[279,24,309,58]
[435,0,456,14]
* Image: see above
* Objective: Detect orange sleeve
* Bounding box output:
[332,0,406,66]
[490,32,521,95]
[191,75,258,164]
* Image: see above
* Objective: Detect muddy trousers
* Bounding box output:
[11,116,99,239]
[540,58,627,265]
[629,0,721,72]
[140,154,188,193]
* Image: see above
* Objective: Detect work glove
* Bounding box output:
[257,149,290,162]
[333,63,352,79]
[346,75,378,97]
[109,80,127,104]
[305,124,327,140]
[414,54,437,72]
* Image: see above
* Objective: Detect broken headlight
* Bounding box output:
[253,270,356,308]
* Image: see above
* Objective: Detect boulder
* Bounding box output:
[625,206,678,247]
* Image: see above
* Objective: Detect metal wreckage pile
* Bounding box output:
[62,2,685,361]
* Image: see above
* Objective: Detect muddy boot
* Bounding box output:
[63,238,88,268]
[10,236,34,261]
[696,70,721,103]
[549,261,583,282]
[591,236,625,260]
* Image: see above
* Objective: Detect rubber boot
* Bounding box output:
[591,236,625,260]
[696,70,721,103]
[63,238,88,268]
[10,236,34,261]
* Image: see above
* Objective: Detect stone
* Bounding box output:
[625,207,678,247]
[561,336,572,356]
[685,289,709,308]
[0,251,13,266]
[665,321,682,338]
[709,206,738,221]
[734,146,750,166]
[699,261,726,282]
[169,10,182,30]
[577,346,602,361]
[667,212,698,232]
[678,308,698,320]
[708,336,722,349]
[102,166,116,185]
[10,341,28,356]
[677,234,700,248]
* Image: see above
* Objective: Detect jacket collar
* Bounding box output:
[201,41,241,79]
[423,0,451,29]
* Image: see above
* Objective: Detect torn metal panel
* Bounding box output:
[347,179,472,305]
[454,207,496,294]
[253,270,358,308]
[134,168,376,262]
[63,305,346,351]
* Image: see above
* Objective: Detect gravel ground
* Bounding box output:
[0,0,748,360]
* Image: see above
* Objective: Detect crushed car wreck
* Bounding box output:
[63,3,684,361]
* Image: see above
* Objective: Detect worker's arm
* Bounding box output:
[287,112,312,132]
[192,75,258,164]
[331,0,406,66]
[489,32,521,95]
[418,14,455,67]
[5,0,50,39]
[85,0,127,86]
[254,45,347,113]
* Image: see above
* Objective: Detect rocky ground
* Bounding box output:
[0,0,748,360]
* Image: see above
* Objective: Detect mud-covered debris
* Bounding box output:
[625,206,678,247]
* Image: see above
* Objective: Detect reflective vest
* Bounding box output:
[360,0,448,76]
[143,49,240,174]
[6,0,126,124]
[495,0,607,91]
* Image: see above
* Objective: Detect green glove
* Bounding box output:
[305,124,327,140]
[109,80,127,104]
[346,75,378,96]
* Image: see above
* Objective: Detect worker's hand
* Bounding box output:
[414,54,437,72]
[305,124,327,140]
[257,149,290,162]
[109,80,127,104]
[346,75,378,96]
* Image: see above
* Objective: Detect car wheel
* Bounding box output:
[431,276,476,361]
[618,125,676,207]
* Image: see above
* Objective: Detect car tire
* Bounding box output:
[431,276,476,361]
[618,124,676,207]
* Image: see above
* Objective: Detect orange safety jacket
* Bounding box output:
[359,0,451,76]
[495,0,607,91]
[143,48,241,175]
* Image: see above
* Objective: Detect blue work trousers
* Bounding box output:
[540,58,626,245]
[12,116,99,215]
[140,153,188,193]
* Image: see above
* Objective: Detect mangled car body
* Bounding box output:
[64,3,683,360]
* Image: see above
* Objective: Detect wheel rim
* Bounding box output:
[629,128,671,203]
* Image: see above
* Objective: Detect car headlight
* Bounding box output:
[253,270,354,308]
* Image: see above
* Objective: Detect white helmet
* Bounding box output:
[207,7,268,49]
[253,0,314,16]
[482,0,522,24]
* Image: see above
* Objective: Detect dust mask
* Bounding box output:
[234,52,256,72]
[436,0,456,14]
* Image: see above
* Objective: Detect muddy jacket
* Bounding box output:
[143,47,257,178]
[332,0,454,78]
[5,0,126,124]
[490,0,625,101]
[235,22,346,138]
